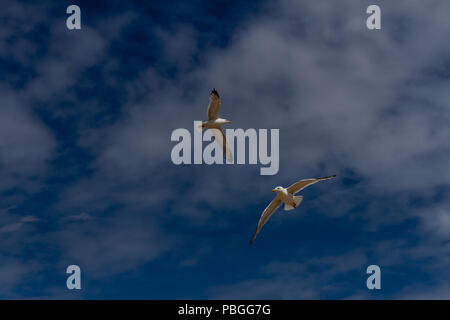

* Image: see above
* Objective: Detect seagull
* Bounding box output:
[199,88,233,161]
[249,174,337,245]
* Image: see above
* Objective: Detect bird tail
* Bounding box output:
[284,203,295,211]
[294,195,303,206]
[284,196,303,211]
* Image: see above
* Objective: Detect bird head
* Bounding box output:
[272,186,284,192]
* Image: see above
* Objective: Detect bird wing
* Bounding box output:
[207,89,221,120]
[287,175,337,195]
[249,197,282,244]
[210,128,233,162]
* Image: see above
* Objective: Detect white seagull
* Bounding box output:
[249,174,337,244]
[199,88,233,161]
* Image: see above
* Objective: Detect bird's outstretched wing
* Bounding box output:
[210,128,233,162]
[249,197,282,244]
[207,88,221,120]
[287,175,337,195]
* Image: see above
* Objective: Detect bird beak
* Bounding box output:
[227,121,232,124]
[272,189,276,192]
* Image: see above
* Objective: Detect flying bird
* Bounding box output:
[249,174,337,245]
[199,88,233,161]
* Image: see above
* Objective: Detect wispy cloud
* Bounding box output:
[0,216,39,234]
[59,212,92,222]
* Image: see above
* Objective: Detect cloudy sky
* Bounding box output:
[1,0,449,299]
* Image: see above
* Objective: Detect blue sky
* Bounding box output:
[1,0,450,299]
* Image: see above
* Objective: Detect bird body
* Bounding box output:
[271,187,302,211]
[249,175,337,244]
[201,118,232,129]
